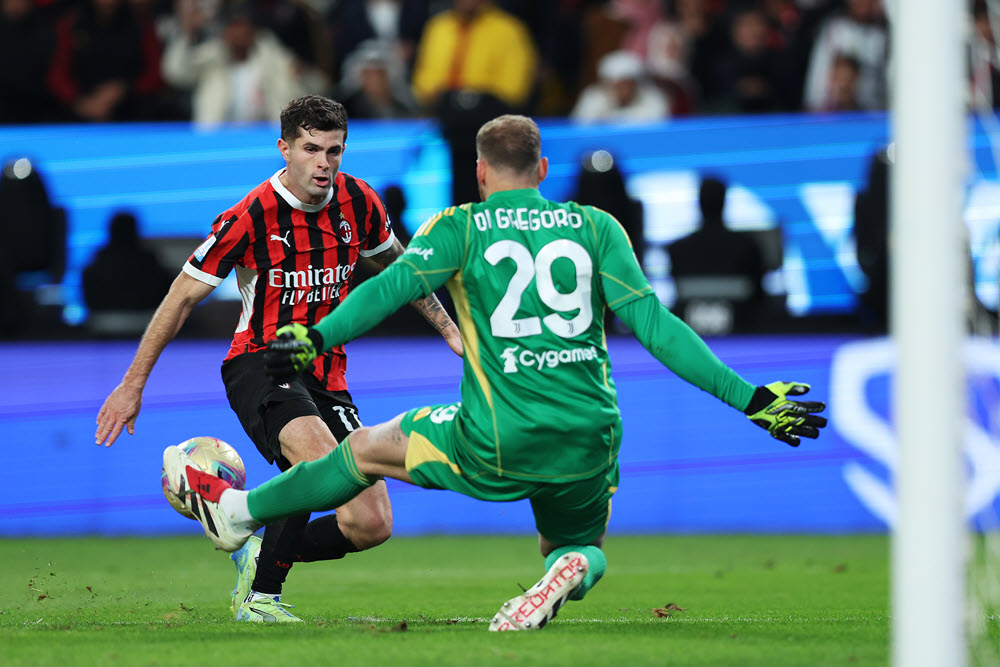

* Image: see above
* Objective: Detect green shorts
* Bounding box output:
[400,402,620,546]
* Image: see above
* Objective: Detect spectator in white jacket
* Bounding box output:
[802,0,887,112]
[162,3,311,126]
[571,50,670,124]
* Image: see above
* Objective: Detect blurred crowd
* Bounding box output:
[3,0,997,339]
[0,0,924,127]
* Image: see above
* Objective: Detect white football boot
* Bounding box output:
[162,445,253,552]
[488,552,589,631]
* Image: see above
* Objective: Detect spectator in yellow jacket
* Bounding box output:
[411,0,537,110]
[411,0,539,205]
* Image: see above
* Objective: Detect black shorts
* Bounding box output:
[221,352,362,471]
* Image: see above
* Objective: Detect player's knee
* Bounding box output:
[338,478,393,550]
[344,506,392,550]
[354,521,391,550]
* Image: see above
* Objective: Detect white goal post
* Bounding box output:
[891,1,967,666]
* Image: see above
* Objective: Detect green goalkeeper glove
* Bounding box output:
[743,381,827,447]
[264,323,324,384]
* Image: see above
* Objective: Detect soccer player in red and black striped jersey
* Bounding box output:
[95,95,462,622]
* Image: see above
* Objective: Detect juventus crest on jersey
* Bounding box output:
[183,169,395,391]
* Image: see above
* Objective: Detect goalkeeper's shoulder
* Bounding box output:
[566,201,631,239]
[412,203,473,239]
[566,200,617,223]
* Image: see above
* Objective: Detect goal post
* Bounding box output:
[891,1,968,666]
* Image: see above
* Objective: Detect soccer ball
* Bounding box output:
[161,436,246,520]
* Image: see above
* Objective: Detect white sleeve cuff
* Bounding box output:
[183,262,225,286]
[360,230,396,257]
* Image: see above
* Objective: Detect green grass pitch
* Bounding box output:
[2,534,890,666]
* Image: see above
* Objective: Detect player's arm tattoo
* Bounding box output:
[409,292,454,335]
[370,238,455,335]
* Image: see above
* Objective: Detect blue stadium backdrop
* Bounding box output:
[4,335,1000,536]
[3,113,1000,535]
[3,111,1000,323]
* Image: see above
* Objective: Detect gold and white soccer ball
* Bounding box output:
[160,436,247,520]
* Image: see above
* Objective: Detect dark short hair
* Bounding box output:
[279,96,348,144]
[475,115,541,174]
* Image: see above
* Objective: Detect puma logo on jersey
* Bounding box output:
[270,231,292,247]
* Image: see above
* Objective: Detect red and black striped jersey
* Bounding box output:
[183,169,395,391]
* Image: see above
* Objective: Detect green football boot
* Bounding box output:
[236,592,304,623]
[229,534,262,616]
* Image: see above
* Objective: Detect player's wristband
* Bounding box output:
[743,386,779,415]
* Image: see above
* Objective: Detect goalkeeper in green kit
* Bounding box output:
[163,114,828,631]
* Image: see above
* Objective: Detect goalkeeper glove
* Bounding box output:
[264,323,324,384]
[744,381,827,447]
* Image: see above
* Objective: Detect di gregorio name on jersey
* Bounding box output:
[470,207,584,232]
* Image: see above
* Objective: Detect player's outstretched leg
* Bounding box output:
[230,534,262,616]
[162,445,259,551]
[488,552,589,632]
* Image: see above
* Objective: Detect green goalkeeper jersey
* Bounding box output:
[411,189,647,480]
[313,188,755,482]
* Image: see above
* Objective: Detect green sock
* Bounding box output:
[545,545,607,601]
[247,438,374,524]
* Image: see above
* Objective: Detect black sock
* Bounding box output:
[294,514,361,562]
[251,513,311,596]
[251,513,361,595]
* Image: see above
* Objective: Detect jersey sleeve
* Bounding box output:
[183,212,250,286]
[617,294,756,411]
[358,179,396,257]
[394,206,468,295]
[588,206,654,310]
